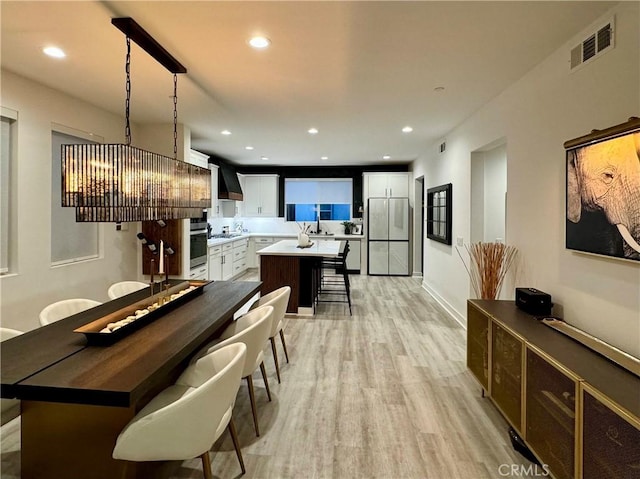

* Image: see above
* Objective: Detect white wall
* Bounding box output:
[413,3,640,357]
[0,70,139,332]
[483,145,507,243]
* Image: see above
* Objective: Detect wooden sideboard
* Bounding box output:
[467,300,640,479]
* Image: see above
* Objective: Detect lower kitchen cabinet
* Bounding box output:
[189,264,208,281]
[345,238,361,272]
[467,300,640,479]
[208,239,247,280]
[208,245,222,281]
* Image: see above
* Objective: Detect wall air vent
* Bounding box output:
[570,17,614,71]
[439,141,446,153]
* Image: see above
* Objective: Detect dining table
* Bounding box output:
[0,279,261,479]
[257,239,341,314]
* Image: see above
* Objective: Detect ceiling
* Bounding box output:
[1,1,615,167]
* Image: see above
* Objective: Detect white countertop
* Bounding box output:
[256,239,341,257]
[208,232,364,247]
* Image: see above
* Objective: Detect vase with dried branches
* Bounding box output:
[456,242,518,300]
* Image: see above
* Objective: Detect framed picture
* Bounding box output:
[565,117,640,262]
[426,183,452,245]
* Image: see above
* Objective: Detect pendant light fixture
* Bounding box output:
[61,17,210,222]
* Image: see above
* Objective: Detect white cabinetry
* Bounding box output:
[250,237,275,267]
[189,264,208,281]
[189,149,209,168]
[209,239,248,280]
[209,164,220,217]
[222,243,234,280]
[243,175,278,217]
[232,238,248,277]
[208,245,222,280]
[364,172,409,198]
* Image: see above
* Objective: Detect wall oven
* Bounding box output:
[190,213,208,269]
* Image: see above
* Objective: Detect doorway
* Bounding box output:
[470,142,507,244]
[414,176,424,276]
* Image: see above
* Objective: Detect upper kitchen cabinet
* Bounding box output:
[209,164,220,217]
[188,149,209,168]
[243,175,279,217]
[364,172,409,198]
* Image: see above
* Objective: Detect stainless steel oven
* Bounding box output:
[190,212,208,268]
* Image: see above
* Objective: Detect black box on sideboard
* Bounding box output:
[515,288,553,316]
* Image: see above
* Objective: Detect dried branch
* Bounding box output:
[457,242,518,299]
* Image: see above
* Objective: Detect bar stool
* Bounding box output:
[317,241,352,315]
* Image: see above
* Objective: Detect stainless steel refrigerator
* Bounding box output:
[367,197,410,275]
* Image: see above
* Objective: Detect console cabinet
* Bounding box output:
[467,300,640,479]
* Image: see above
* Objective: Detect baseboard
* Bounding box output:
[421,281,466,329]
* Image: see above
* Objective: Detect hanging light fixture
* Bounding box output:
[61,17,210,222]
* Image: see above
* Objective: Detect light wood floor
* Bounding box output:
[1,272,537,479]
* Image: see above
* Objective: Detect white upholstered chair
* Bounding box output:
[112,343,248,478]
[1,328,23,423]
[38,298,102,326]
[197,305,274,437]
[253,286,291,383]
[107,281,149,300]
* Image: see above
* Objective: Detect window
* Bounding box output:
[284,179,352,222]
[1,110,16,274]
[51,130,100,264]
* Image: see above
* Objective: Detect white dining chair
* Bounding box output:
[253,286,291,383]
[113,343,248,478]
[107,281,149,300]
[1,327,23,424]
[196,305,274,437]
[38,298,102,326]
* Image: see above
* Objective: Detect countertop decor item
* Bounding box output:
[61,17,210,222]
[341,221,356,234]
[74,280,210,345]
[456,242,518,299]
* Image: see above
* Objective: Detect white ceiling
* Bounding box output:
[1,1,615,167]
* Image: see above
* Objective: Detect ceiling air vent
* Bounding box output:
[570,17,614,71]
[439,141,446,153]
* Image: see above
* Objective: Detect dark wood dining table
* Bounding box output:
[0,279,261,479]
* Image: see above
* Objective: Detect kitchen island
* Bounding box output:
[0,280,261,479]
[257,239,340,315]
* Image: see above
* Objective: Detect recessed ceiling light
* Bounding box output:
[261,156,269,161]
[245,146,254,150]
[221,130,231,135]
[249,36,271,49]
[321,156,328,160]
[43,46,66,58]
[308,128,318,135]
[382,155,391,160]
[402,126,413,133]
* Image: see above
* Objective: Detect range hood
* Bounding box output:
[218,162,243,201]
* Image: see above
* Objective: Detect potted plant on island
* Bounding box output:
[341,221,356,235]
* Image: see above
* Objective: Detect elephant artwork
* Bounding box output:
[566,128,640,261]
